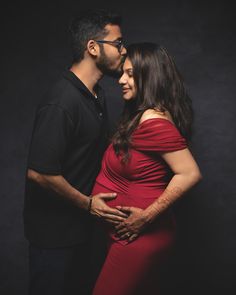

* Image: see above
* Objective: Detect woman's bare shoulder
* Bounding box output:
[139,109,174,124]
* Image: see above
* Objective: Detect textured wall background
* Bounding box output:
[1,1,235,294]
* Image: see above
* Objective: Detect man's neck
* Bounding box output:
[70,60,102,96]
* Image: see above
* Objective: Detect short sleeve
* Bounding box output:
[132,118,187,153]
[27,104,74,174]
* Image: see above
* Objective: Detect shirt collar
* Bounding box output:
[62,69,102,100]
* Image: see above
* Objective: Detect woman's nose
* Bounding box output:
[119,75,126,85]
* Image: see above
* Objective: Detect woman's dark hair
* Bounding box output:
[69,9,122,63]
[112,42,193,162]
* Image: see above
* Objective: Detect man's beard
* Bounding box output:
[96,46,123,78]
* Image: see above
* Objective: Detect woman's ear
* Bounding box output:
[87,40,99,57]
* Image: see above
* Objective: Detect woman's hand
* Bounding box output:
[115,206,149,242]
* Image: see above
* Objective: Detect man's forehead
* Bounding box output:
[104,24,122,38]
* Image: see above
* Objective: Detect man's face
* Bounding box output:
[96,24,127,78]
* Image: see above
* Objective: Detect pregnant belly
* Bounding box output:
[92,181,166,209]
[92,181,176,245]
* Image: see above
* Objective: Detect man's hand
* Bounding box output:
[90,193,128,224]
[115,206,149,242]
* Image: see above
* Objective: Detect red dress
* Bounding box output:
[92,118,187,295]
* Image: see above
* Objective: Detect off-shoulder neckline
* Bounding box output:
[138,117,175,127]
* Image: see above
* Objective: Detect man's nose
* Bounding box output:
[121,46,127,55]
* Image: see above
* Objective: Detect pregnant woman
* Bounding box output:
[91,42,202,295]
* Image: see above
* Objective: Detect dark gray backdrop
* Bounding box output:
[1,1,236,294]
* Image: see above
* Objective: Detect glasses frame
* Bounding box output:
[95,39,124,53]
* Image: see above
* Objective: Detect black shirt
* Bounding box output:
[24,70,108,247]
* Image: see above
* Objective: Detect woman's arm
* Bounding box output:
[115,148,202,241]
[144,148,202,223]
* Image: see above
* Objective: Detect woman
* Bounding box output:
[91,43,202,295]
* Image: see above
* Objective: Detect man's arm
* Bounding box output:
[28,169,127,224]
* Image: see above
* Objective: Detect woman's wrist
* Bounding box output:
[143,206,158,224]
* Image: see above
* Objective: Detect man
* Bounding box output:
[24,9,127,295]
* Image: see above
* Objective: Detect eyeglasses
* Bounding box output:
[95,39,124,53]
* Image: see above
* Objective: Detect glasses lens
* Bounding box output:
[96,40,124,52]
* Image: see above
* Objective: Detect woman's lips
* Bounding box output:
[122,88,130,93]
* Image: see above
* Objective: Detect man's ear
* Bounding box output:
[87,40,99,56]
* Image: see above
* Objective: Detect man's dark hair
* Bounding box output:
[69,9,122,63]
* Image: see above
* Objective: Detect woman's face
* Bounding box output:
[119,58,137,100]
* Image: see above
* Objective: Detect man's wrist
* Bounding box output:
[75,192,92,211]
[87,196,93,212]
